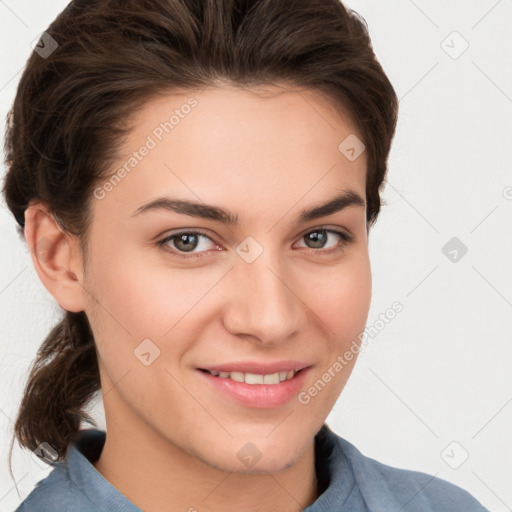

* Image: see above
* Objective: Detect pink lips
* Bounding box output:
[196,365,312,409]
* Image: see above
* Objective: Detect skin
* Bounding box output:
[24,82,372,512]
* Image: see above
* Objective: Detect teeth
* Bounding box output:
[208,369,297,385]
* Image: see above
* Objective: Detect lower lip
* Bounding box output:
[196,367,311,409]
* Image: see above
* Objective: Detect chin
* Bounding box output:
[221,455,297,475]
[195,441,301,475]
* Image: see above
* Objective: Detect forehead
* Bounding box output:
[91,83,367,228]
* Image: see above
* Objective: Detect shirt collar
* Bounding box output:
[305,423,407,511]
[304,422,356,510]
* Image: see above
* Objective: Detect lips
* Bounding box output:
[197,364,312,408]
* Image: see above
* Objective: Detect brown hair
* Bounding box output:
[2,0,398,480]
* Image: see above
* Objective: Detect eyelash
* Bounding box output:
[156,228,354,259]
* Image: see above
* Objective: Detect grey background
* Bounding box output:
[1,1,511,510]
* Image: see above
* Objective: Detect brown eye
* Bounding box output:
[172,233,200,252]
[156,230,217,258]
[297,229,353,253]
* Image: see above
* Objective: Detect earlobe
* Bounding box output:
[23,201,87,313]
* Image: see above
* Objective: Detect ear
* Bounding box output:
[23,201,88,313]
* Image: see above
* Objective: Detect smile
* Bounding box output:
[197,367,311,408]
[199,368,302,385]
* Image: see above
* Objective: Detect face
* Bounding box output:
[81,83,371,473]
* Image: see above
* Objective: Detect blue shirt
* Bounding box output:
[14,423,489,511]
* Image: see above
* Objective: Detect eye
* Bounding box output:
[295,228,353,254]
[156,227,354,259]
[156,229,218,258]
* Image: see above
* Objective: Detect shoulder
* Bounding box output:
[332,433,489,511]
[13,429,140,512]
[13,463,101,512]
[362,452,488,511]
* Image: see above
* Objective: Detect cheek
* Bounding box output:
[84,248,220,372]
[85,248,181,336]
[308,258,371,404]
[82,253,164,374]
[307,257,372,342]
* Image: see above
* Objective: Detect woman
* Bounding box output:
[3,0,489,510]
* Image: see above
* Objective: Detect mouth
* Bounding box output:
[198,367,306,385]
[196,365,312,408]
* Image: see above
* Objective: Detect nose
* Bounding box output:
[221,245,308,345]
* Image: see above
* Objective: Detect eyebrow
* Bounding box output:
[130,190,366,226]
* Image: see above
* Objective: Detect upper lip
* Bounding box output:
[198,360,312,374]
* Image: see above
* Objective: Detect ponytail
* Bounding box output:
[8,310,100,476]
